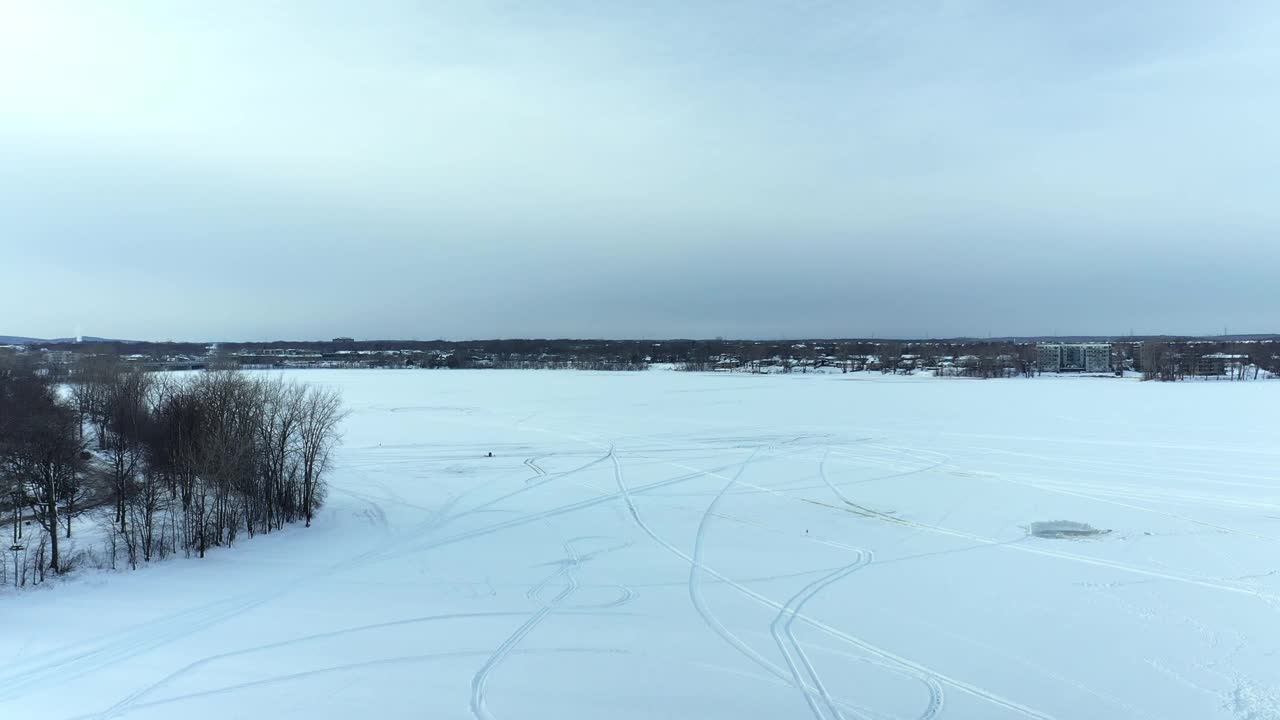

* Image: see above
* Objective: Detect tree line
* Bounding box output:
[1135,341,1265,382]
[16,335,1279,381]
[0,361,344,587]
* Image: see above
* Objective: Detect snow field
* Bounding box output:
[2,369,1279,720]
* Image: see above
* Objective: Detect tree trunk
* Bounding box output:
[46,475,60,573]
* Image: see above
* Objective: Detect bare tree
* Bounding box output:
[1140,342,1173,381]
[296,386,345,527]
[256,379,305,532]
[1,375,84,573]
[100,369,152,534]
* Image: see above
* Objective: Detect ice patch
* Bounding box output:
[1027,520,1110,539]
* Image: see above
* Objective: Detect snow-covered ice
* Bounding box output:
[3,369,1280,720]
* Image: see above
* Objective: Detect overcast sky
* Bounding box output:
[2,1,1279,341]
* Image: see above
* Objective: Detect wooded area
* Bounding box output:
[0,360,344,588]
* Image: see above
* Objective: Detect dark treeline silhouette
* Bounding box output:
[1,357,344,587]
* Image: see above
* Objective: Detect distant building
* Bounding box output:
[1037,343,1111,373]
[1196,353,1247,376]
[43,350,81,366]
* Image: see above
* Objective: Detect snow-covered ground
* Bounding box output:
[3,369,1279,720]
